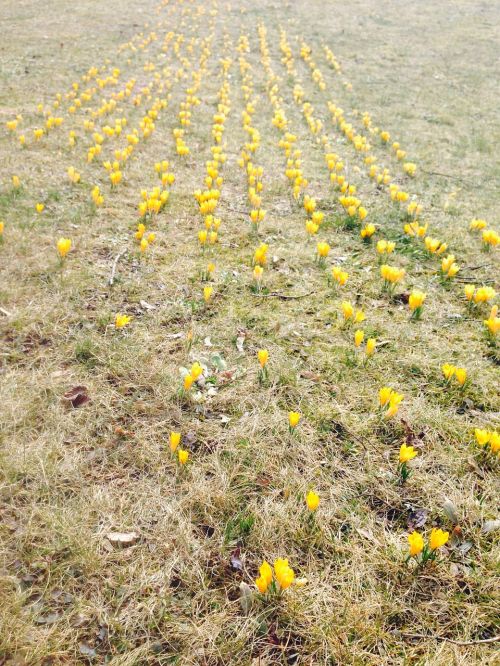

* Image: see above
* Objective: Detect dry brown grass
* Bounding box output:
[0,0,499,664]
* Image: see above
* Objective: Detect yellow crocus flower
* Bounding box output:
[115,313,131,329]
[409,290,426,312]
[56,237,71,257]
[178,449,189,465]
[429,528,449,551]
[474,429,490,447]
[289,411,301,429]
[306,490,319,512]
[274,558,295,590]
[170,432,181,452]
[366,338,376,356]
[257,349,269,367]
[354,329,364,347]
[399,443,417,463]
[408,531,424,556]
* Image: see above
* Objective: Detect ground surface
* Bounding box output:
[0,0,499,664]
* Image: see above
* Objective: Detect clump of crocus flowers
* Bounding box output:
[379,387,404,418]
[464,285,496,307]
[376,239,395,257]
[331,266,348,287]
[354,329,376,359]
[360,223,376,241]
[341,300,365,324]
[440,254,460,280]
[474,428,499,457]
[482,228,499,250]
[380,264,405,293]
[183,361,203,393]
[255,558,299,594]
[169,431,189,466]
[398,443,418,482]
[407,528,449,567]
[442,363,467,387]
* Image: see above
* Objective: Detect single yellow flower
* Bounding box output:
[455,367,467,386]
[190,362,203,379]
[170,431,181,452]
[257,349,269,367]
[289,411,301,429]
[366,338,376,356]
[56,237,71,258]
[255,576,268,594]
[253,265,263,281]
[429,528,449,551]
[306,490,319,512]
[178,449,189,465]
[342,301,354,320]
[203,286,213,303]
[354,329,364,347]
[408,531,424,556]
[399,443,417,463]
[274,558,295,590]
[442,363,456,381]
[409,290,426,311]
[183,374,194,391]
[259,560,273,586]
[474,429,490,447]
[115,313,131,329]
[36,203,45,213]
[464,285,475,301]
[317,242,330,258]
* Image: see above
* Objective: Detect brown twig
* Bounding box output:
[402,632,500,646]
[253,291,314,300]
[421,169,475,185]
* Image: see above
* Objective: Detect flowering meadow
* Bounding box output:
[0,0,499,663]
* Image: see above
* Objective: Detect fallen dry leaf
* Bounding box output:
[63,386,90,408]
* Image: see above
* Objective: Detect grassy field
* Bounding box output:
[0,0,499,664]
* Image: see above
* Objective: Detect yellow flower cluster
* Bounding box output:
[474,429,499,456]
[341,301,365,323]
[183,361,203,392]
[464,285,496,304]
[442,364,467,386]
[408,528,449,561]
[255,558,296,593]
[331,266,348,286]
[169,431,189,465]
[379,387,404,418]
[380,264,405,289]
